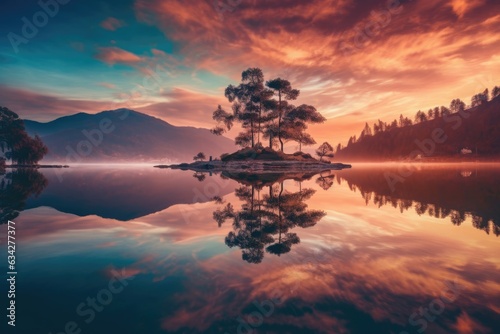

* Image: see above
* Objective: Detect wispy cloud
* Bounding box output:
[100,17,126,31]
[95,47,143,66]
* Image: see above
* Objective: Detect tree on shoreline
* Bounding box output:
[265,78,300,151]
[0,106,48,165]
[316,142,335,162]
[193,152,206,162]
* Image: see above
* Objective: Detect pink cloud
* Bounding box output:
[95,47,143,65]
[133,0,500,146]
[450,0,487,18]
[0,85,114,121]
[137,88,226,127]
[100,17,125,31]
[151,48,167,56]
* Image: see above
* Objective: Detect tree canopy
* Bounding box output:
[211,68,326,153]
[0,106,48,165]
[316,142,335,161]
[193,152,206,162]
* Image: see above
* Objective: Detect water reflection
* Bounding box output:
[23,167,235,221]
[3,165,500,333]
[212,176,326,263]
[334,165,500,236]
[0,168,47,222]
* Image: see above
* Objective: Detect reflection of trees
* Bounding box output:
[315,171,335,191]
[0,168,48,223]
[335,169,500,236]
[213,182,325,263]
[193,172,206,182]
[357,188,500,236]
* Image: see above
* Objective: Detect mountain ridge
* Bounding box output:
[24,109,235,163]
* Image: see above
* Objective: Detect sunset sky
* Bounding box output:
[1,0,499,146]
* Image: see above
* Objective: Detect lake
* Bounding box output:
[1,164,500,334]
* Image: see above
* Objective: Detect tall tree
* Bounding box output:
[364,122,373,136]
[283,104,326,151]
[450,99,466,113]
[492,86,500,99]
[415,110,427,123]
[427,109,434,120]
[433,107,440,119]
[440,106,450,117]
[360,122,372,139]
[265,78,300,152]
[211,69,324,152]
[471,89,489,107]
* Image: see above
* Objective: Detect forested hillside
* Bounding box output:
[336,90,500,161]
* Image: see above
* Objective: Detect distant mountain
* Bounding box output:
[336,96,500,161]
[24,109,235,163]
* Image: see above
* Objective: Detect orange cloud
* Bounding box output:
[0,85,112,121]
[450,0,486,18]
[136,88,227,127]
[133,0,500,145]
[95,47,143,65]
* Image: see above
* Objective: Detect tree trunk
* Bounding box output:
[251,119,254,148]
[278,91,283,152]
[258,105,261,145]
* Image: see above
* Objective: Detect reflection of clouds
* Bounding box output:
[152,210,500,332]
[14,174,500,333]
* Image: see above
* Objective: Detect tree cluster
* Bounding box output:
[211,68,326,152]
[337,85,500,150]
[335,171,500,236]
[0,106,48,165]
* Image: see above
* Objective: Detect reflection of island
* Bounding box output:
[1,168,48,223]
[335,167,500,236]
[212,174,325,263]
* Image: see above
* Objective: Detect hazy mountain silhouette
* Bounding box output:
[24,109,235,162]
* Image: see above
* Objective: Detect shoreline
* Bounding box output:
[5,165,69,169]
[155,160,352,173]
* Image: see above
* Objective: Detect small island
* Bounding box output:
[155,146,351,173]
[156,68,351,174]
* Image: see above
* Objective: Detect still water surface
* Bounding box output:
[1,164,499,333]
